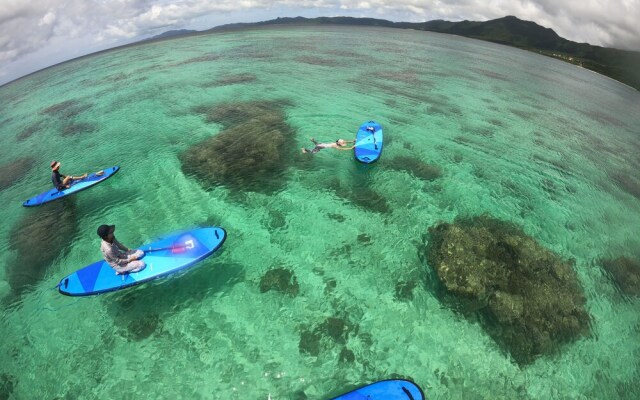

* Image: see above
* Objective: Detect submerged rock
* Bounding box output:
[259,267,299,297]
[320,317,349,342]
[424,215,590,365]
[339,347,355,363]
[357,233,371,245]
[601,256,640,297]
[265,209,287,230]
[0,373,17,399]
[324,278,337,294]
[299,329,322,356]
[395,280,417,301]
[40,99,91,119]
[0,157,35,190]
[327,213,345,223]
[387,156,442,181]
[298,315,356,356]
[181,100,296,192]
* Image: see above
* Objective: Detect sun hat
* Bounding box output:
[97,224,115,239]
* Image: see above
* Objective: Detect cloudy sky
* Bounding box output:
[1,0,639,85]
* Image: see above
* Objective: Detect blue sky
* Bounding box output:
[1,0,639,85]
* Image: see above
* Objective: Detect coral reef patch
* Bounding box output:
[387,156,442,181]
[424,215,590,365]
[610,172,640,200]
[5,201,78,301]
[295,56,338,66]
[17,122,43,142]
[40,99,91,119]
[181,100,296,192]
[204,73,257,87]
[61,122,97,137]
[328,178,390,214]
[0,157,35,190]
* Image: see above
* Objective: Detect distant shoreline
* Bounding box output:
[3,16,639,91]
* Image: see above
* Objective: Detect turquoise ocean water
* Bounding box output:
[1,25,639,399]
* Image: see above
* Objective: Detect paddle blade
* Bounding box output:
[171,246,186,254]
[170,239,195,253]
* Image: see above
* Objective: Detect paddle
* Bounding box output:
[144,239,195,254]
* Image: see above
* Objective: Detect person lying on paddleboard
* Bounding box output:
[97,224,146,274]
[301,138,355,154]
[50,160,97,190]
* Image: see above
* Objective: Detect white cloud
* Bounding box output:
[38,11,56,26]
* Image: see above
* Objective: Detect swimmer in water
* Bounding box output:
[301,138,355,154]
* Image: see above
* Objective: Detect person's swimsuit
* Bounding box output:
[305,139,339,154]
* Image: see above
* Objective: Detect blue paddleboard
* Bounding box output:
[331,379,425,400]
[354,121,383,164]
[58,227,227,296]
[23,166,120,207]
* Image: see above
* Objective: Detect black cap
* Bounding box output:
[97,224,115,239]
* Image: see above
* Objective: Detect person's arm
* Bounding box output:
[102,242,128,265]
[113,238,130,252]
[337,146,355,150]
[113,238,139,261]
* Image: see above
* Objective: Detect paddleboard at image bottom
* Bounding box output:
[58,227,227,296]
[331,379,425,400]
[22,166,120,207]
[354,121,383,164]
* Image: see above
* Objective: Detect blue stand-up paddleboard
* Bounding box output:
[331,379,425,400]
[23,166,120,207]
[354,121,383,164]
[58,227,227,296]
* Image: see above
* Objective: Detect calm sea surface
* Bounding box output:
[1,25,639,399]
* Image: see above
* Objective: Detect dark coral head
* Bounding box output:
[259,267,299,297]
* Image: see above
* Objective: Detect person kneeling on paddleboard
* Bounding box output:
[97,224,146,274]
[301,138,355,154]
[50,160,89,190]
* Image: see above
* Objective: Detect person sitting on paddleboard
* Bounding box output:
[97,224,146,275]
[50,160,89,190]
[301,138,355,154]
